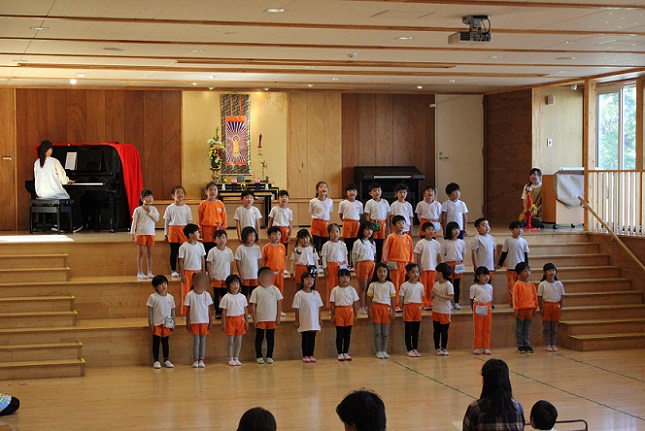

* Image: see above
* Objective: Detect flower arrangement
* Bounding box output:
[207,127,226,170]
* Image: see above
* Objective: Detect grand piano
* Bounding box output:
[27,143,140,232]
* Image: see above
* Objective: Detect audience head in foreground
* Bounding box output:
[462,359,525,431]
[237,407,277,431]
[530,400,558,430]
[336,389,386,431]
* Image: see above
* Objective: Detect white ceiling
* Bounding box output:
[0,0,644,93]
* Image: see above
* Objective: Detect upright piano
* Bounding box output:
[354,166,425,209]
[27,144,134,231]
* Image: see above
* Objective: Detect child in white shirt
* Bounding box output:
[338,183,363,265]
[470,218,497,275]
[431,263,455,356]
[496,220,530,305]
[292,272,324,363]
[206,229,234,319]
[164,185,192,278]
[178,223,206,315]
[250,267,284,364]
[363,182,391,262]
[441,221,466,310]
[321,223,349,307]
[414,222,442,310]
[220,274,249,367]
[131,189,159,280]
[441,182,468,239]
[390,183,414,234]
[469,266,494,355]
[268,190,293,256]
[147,275,175,369]
[399,263,425,357]
[183,272,214,368]
[415,185,442,235]
[234,190,262,242]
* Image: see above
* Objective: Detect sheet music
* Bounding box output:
[65,152,78,170]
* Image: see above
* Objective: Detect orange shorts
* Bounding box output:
[311,219,329,237]
[446,260,464,280]
[355,260,375,281]
[432,312,451,324]
[256,321,277,330]
[333,305,354,327]
[211,279,226,288]
[278,226,291,243]
[371,302,393,324]
[224,315,246,336]
[372,220,388,240]
[342,219,360,238]
[420,270,435,307]
[515,308,535,320]
[201,225,223,243]
[489,271,495,281]
[168,225,187,243]
[136,235,155,246]
[242,278,259,288]
[418,219,439,238]
[152,324,172,337]
[404,302,422,322]
[274,271,284,292]
[294,264,308,284]
[188,323,210,335]
[542,302,561,321]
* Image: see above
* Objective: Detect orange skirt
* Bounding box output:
[404,302,422,322]
[355,260,375,281]
[371,302,392,324]
[311,219,329,237]
[168,225,187,244]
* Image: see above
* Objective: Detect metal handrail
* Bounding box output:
[555,418,589,431]
[579,196,645,274]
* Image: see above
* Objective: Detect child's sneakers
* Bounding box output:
[376,352,385,359]
[551,345,558,352]
[153,361,161,369]
[198,360,206,368]
[382,352,390,359]
[483,349,492,355]
[546,345,554,352]
[256,357,265,364]
[147,272,154,279]
[266,358,274,364]
[359,307,368,315]
[228,358,236,367]
[413,349,421,357]
[192,360,200,368]
[234,358,242,366]
[407,350,416,357]
[436,349,444,356]
[453,303,462,311]
[337,354,345,361]
[164,360,174,368]
[442,349,450,356]
[343,353,352,361]
[137,272,147,280]
[525,346,535,354]
[309,356,317,363]
[473,349,482,355]
[303,357,311,363]
[171,271,180,279]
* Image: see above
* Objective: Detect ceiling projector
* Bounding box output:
[448,15,492,44]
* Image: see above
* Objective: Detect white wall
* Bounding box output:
[435,94,484,220]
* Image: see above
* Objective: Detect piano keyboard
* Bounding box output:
[67,182,104,186]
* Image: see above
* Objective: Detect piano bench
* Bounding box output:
[29,199,74,234]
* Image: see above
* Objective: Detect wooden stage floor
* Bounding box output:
[1,347,644,431]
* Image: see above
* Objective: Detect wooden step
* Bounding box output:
[554,265,621,279]
[0,358,85,379]
[0,295,75,313]
[0,311,78,329]
[564,290,643,307]
[568,332,645,351]
[560,318,645,336]
[0,267,70,283]
[0,342,83,362]
[0,253,68,269]
[528,243,599,254]
[559,278,632,293]
[529,253,610,267]
[561,304,645,320]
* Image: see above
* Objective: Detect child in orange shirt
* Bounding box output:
[199,181,227,256]
[262,226,288,296]
[513,262,538,354]
[382,215,414,312]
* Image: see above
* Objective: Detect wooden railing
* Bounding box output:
[585,170,644,236]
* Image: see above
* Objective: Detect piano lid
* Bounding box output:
[354,166,425,180]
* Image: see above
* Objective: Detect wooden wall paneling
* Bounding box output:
[85,90,106,143]
[409,95,435,189]
[483,89,533,223]
[66,90,87,144]
[374,94,394,166]
[143,91,164,196]
[123,91,145,193]
[357,94,376,169]
[324,91,343,197]
[0,89,16,230]
[391,94,410,167]
[45,90,68,142]
[104,90,125,144]
[305,92,327,196]
[286,92,309,198]
[161,91,182,195]
[341,94,360,187]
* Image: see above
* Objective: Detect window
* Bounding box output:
[596,85,636,170]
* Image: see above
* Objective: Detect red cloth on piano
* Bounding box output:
[43,143,144,220]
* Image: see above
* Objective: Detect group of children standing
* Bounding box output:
[135,179,565,368]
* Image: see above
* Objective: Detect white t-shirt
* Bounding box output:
[131,205,160,236]
[364,198,391,221]
[234,244,262,280]
[34,157,70,199]
[309,197,333,220]
[268,206,293,227]
[414,238,442,271]
[146,292,176,326]
[234,206,262,229]
[291,246,319,266]
[178,241,206,271]
[390,201,414,232]
[321,241,348,266]
[399,281,424,305]
[441,200,468,230]
[183,290,214,324]
[329,286,360,307]
[219,292,248,317]
[416,200,442,230]
[206,246,234,281]
[292,290,324,332]
[501,237,530,269]
[537,280,565,303]
[432,281,454,315]
[367,281,396,305]
[250,285,284,322]
[352,239,376,263]
[339,199,363,220]
[469,283,494,304]
[470,234,497,271]
[163,203,192,232]
[441,239,466,262]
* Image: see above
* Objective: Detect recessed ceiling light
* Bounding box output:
[103,47,124,51]
[348,52,358,58]
[265,8,285,13]
[30,26,49,31]
[555,56,576,60]
[449,79,456,83]
[417,85,423,89]
[304,66,315,69]
[190,49,204,53]
[489,55,503,59]
[564,41,571,44]
[192,82,197,86]
[224,32,237,35]
[332,77,339,81]
[307,84,314,88]
[209,75,216,80]
[69,78,77,85]
[77,73,85,77]
[208,87,215,90]
[263,88,270,91]
[397,36,414,40]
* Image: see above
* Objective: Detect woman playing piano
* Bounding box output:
[34,140,73,199]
